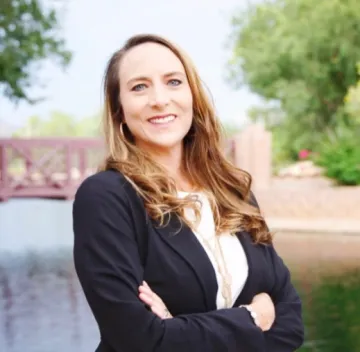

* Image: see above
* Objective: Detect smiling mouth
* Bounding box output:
[148,114,177,124]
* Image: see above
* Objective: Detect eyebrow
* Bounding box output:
[126,71,185,86]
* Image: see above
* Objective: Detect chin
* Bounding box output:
[148,138,184,151]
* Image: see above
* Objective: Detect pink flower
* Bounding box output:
[298,149,311,160]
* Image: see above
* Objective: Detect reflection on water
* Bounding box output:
[0,199,99,352]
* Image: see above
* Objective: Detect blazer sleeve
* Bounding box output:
[73,174,266,352]
[264,246,304,351]
[250,192,304,351]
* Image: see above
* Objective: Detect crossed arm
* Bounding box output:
[73,174,304,352]
[138,249,304,352]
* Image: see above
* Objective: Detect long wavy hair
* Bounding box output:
[99,34,271,244]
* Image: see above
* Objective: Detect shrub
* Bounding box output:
[314,126,360,185]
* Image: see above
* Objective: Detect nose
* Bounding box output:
[148,84,170,108]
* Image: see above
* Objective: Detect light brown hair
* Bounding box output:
[100,33,271,244]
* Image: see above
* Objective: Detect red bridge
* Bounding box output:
[0,137,236,202]
[0,138,104,202]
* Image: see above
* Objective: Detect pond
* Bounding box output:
[0,199,99,352]
[1,199,359,352]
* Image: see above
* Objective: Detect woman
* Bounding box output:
[73,34,304,352]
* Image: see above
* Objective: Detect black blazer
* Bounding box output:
[73,169,304,352]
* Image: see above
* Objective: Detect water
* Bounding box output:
[2,199,359,352]
[0,199,99,352]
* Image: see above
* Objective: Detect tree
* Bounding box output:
[0,0,72,103]
[227,0,360,154]
[247,103,284,129]
[344,62,360,125]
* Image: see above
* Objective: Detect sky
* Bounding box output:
[0,0,262,129]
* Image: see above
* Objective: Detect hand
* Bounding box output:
[138,281,173,319]
[247,292,275,332]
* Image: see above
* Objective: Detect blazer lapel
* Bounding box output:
[152,215,218,311]
[233,231,265,306]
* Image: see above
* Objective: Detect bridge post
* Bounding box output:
[232,124,272,190]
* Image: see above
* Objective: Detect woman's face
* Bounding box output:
[119,42,194,154]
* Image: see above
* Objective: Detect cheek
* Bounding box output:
[185,95,194,124]
[177,90,193,116]
[120,98,146,137]
[183,89,193,109]
[121,96,144,123]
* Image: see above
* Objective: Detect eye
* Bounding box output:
[168,79,182,86]
[131,83,147,92]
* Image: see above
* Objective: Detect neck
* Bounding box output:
[151,147,183,178]
[139,142,193,191]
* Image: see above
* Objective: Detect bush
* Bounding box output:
[344,62,360,125]
[314,126,360,185]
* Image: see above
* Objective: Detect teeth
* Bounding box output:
[149,115,176,124]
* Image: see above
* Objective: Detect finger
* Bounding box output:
[144,297,163,316]
[139,285,152,294]
[139,284,156,297]
[139,292,153,306]
[143,281,157,295]
[139,289,172,319]
[139,291,166,314]
[139,285,163,305]
[139,286,160,304]
[142,282,163,302]
[139,293,154,305]
[139,285,158,300]
[151,293,163,305]
[139,292,167,314]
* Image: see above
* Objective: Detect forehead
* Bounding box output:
[119,42,185,80]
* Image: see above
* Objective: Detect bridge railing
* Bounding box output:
[0,124,271,201]
[0,138,104,201]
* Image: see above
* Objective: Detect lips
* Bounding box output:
[148,114,176,124]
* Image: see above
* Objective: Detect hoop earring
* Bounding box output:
[119,122,125,139]
[185,122,196,139]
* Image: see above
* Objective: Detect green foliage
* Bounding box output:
[314,125,360,185]
[247,103,301,166]
[247,103,284,129]
[227,0,360,153]
[344,62,360,124]
[0,0,72,103]
[296,269,360,351]
[13,111,102,137]
[312,61,360,186]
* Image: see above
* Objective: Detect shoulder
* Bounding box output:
[75,170,136,199]
[74,169,138,203]
[76,169,127,194]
